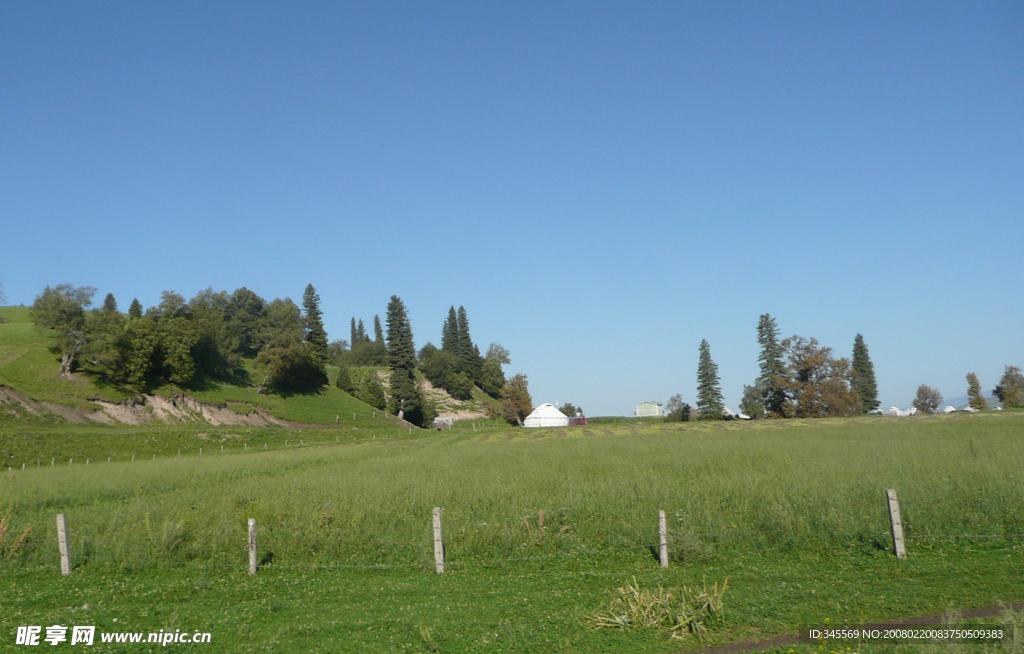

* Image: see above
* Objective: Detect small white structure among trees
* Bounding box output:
[636,401,663,417]
[523,403,570,428]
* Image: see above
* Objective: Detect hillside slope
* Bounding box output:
[0,306,402,427]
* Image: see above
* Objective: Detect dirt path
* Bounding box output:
[685,602,1024,654]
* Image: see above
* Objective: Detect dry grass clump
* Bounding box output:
[588,576,727,640]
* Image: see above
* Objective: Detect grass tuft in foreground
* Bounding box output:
[588,575,728,640]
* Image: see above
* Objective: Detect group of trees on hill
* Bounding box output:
[330,301,516,425]
[418,306,507,400]
[30,283,330,392]
[329,316,389,367]
[30,283,522,428]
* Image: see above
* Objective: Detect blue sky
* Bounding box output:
[2,1,1022,415]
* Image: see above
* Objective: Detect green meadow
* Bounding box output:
[2,414,1023,652]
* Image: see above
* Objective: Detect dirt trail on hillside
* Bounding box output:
[0,384,323,428]
[93,394,322,428]
[0,384,104,423]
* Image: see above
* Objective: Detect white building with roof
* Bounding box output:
[636,401,663,417]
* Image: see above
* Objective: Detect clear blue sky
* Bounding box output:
[2,2,1021,415]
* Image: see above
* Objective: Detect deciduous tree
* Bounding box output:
[994,366,1024,408]
[30,284,97,376]
[739,383,765,419]
[354,374,387,410]
[499,373,532,426]
[780,336,861,418]
[912,385,943,414]
[559,402,580,418]
[485,343,510,365]
[665,394,692,422]
[224,287,266,356]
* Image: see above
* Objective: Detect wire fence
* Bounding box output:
[35,511,1024,578]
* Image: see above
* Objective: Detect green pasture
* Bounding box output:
[2,414,1024,652]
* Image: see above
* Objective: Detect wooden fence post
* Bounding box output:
[658,510,668,568]
[56,514,71,576]
[433,508,444,574]
[886,489,906,559]
[248,519,258,575]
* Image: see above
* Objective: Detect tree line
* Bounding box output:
[30,283,330,392]
[683,313,1022,419]
[913,367,1024,414]
[29,284,523,428]
[679,314,877,419]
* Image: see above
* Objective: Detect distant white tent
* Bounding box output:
[523,403,570,428]
[881,406,918,417]
[942,406,957,414]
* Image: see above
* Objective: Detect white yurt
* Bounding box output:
[523,403,570,428]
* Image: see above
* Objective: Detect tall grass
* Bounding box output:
[1,415,1022,570]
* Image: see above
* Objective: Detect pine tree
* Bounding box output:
[850,333,879,412]
[373,315,385,344]
[456,306,472,363]
[128,298,143,319]
[441,306,459,353]
[350,318,358,349]
[335,367,355,394]
[356,319,368,344]
[102,293,118,313]
[966,372,986,411]
[756,314,787,416]
[696,339,724,419]
[301,284,328,363]
[386,295,422,424]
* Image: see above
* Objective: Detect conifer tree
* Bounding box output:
[350,318,358,349]
[441,306,459,353]
[356,319,367,344]
[335,366,355,394]
[756,314,787,416]
[102,293,118,313]
[386,295,422,423]
[696,339,724,419]
[128,298,143,319]
[456,306,472,363]
[850,333,879,412]
[302,284,328,363]
[966,372,986,410]
[373,315,385,344]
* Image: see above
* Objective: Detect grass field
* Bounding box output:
[3,413,1023,652]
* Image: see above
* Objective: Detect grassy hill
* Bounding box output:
[0,305,407,427]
